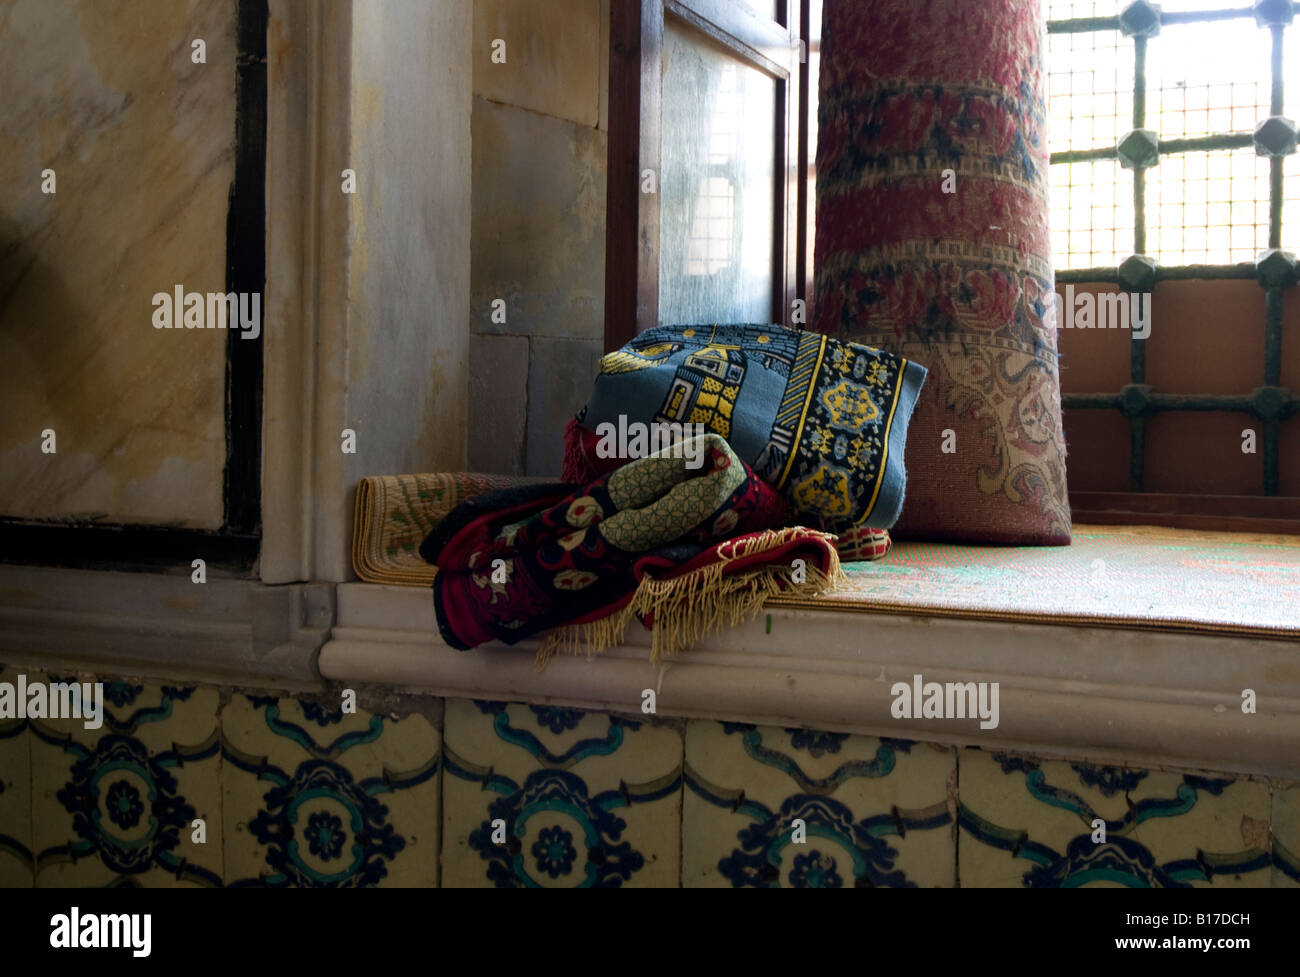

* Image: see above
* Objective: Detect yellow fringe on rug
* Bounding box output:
[535,528,846,668]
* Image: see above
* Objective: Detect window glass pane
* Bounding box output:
[659,20,777,326]
[740,0,779,20]
[1147,20,1270,141]
[1046,8,1290,269]
[1286,20,1300,112]
[1050,159,1134,269]
[1048,26,1133,154]
[1045,1,1120,17]
[1147,150,1270,264]
[1284,152,1300,255]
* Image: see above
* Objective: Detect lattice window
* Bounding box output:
[1046,0,1299,496]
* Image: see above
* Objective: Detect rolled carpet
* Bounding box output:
[351,471,545,585]
[814,0,1070,544]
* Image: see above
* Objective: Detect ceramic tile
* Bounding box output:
[1127,772,1271,888]
[9,664,1285,891]
[441,699,682,887]
[1270,783,1300,888]
[28,675,222,887]
[960,749,1144,888]
[0,664,34,887]
[221,691,441,887]
[958,749,1269,888]
[683,721,954,888]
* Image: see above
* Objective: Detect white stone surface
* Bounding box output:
[321,581,1300,780]
[261,0,472,583]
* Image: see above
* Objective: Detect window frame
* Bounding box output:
[604,0,809,351]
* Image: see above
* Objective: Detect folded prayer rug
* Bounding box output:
[562,324,926,532]
[421,434,843,664]
[352,471,546,585]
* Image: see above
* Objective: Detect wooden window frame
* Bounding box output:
[604,0,810,352]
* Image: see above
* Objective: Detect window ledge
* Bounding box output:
[320,581,1300,781]
[0,565,330,692]
[3,560,1296,781]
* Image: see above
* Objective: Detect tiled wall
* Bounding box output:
[1,663,1296,888]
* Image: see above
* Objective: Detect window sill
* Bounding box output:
[3,548,1296,781]
[320,580,1300,780]
[0,565,330,692]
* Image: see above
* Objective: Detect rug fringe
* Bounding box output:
[535,530,843,668]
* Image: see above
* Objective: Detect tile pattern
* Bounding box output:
[684,721,955,887]
[1273,784,1300,888]
[2,660,1296,887]
[29,675,222,887]
[441,699,681,887]
[0,665,33,887]
[221,693,440,887]
[959,749,1274,888]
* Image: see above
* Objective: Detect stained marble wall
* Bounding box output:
[468,0,610,477]
[0,0,239,528]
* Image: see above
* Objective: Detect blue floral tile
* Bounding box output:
[683,721,955,887]
[221,692,440,887]
[29,677,222,887]
[441,699,682,887]
[0,665,33,887]
[959,749,1271,888]
[1127,771,1271,888]
[1271,783,1300,888]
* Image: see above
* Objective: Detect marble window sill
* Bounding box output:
[1,563,1296,780]
[320,581,1300,781]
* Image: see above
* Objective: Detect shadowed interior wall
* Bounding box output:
[341,0,471,490]
[259,0,472,584]
[467,0,609,477]
[0,0,237,528]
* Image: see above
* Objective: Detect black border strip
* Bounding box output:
[0,522,260,575]
[0,0,267,575]
[224,0,268,536]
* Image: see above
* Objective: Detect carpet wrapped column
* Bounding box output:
[814,0,1071,544]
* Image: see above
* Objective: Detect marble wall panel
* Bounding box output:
[0,0,239,528]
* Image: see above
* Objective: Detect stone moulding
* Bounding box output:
[2,564,1296,780]
[320,582,1300,782]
